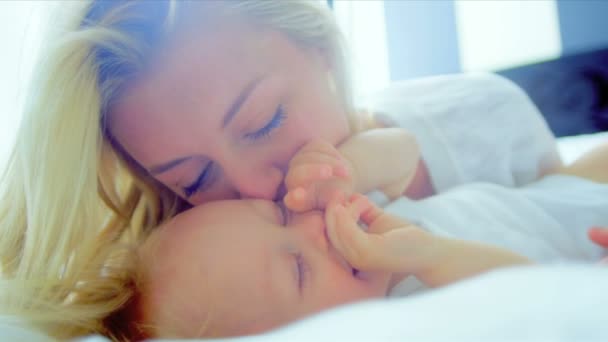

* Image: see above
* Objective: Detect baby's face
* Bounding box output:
[140,199,390,337]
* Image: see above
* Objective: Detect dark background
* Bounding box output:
[327,0,608,137]
[498,48,608,137]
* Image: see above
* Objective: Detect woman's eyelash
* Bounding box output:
[277,201,291,225]
[245,105,286,141]
[295,253,310,292]
[182,106,286,197]
[183,163,212,198]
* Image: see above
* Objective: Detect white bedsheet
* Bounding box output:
[229,265,608,342]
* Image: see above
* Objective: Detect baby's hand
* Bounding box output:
[589,227,608,248]
[588,227,608,264]
[325,194,438,275]
[284,140,355,212]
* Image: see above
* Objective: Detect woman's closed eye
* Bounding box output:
[181,105,286,198]
[276,200,291,226]
[183,162,214,198]
[244,105,286,141]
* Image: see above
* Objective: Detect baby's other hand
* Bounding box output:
[588,227,608,264]
[325,194,438,275]
[589,227,608,248]
[284,140,354,212]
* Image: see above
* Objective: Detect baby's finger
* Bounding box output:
[327,203,431,273]
[589,227,608,248]
[327,202,390,271]
[284,187,313,212]
[285,182,350,212]
[285,164,332,190]
[326,203,366,268]
[286,160,350,190]
[332,162,351,179]
[359,199,413,235]
[359,200,384,224]
[345,194,372,220]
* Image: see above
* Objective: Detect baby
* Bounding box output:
[123,193,530,339]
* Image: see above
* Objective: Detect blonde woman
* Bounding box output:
[0,0,560,340]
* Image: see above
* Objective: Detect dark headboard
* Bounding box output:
[497,48,608,137]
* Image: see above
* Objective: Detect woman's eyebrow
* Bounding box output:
[222,76,264,128]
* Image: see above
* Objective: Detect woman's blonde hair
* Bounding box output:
[0,1,352,340]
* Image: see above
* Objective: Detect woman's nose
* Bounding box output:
[224,162,285,200]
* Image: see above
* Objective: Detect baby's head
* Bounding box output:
[119,199,390,339]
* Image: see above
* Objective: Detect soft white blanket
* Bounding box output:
[246,265,608,342]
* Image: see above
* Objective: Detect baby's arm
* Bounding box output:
[284,128,420,211]
[338,127,419,199]
[380,74,563,190]
[418,237,532,287]
[588,227,608,264]
[555,142,608,253]
[327,195,531,288]
[589,227,608,248]
[557,142,608,184]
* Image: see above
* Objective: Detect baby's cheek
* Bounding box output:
[359,279,387,299]
[330,276,382,304]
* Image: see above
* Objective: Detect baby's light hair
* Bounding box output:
[0,0,355,340]
[103,224,215,341]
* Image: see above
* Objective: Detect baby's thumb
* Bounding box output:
[588,227,608,248]
[285,184,347,212]
[326,202,409,272]
[284,187,315,212]
[359,200,412,235]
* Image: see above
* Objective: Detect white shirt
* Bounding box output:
[369,73,562,191]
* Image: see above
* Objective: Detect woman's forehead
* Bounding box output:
[108,23,285,165]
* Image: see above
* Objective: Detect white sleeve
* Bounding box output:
[369,73,562,192]
[383,176,608,263]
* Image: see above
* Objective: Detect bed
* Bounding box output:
[6,265,606,342]
[2,73,607,342]
[128,70,608,341]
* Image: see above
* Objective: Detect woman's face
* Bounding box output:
[109,20,351,205]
